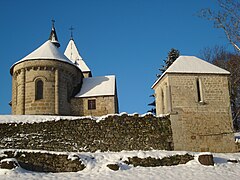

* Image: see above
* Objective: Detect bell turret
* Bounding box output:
[49,19,60,48]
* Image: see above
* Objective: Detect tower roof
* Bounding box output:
[64,39,91,73]
[152,56,230,88]
[164,56,230,74]
[49,20,60,48]
[10,40,75,74]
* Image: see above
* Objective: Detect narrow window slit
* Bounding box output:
[196,78,202,102]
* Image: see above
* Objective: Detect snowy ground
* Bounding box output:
[0,115,239,179]
[0,150,240,180]
[235,132,240,143]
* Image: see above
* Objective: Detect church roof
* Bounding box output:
[152,56,230,88]
[75,75,116,98]
[16,40,72,63]
[10,40,74,73]
[64,39,91,72]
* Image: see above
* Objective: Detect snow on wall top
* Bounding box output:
[11,40,73,69]
[152,56,230,88]
[0,115,84,124]
[64,39,91,72]
[75,75,116,98]
[0,113,159,124]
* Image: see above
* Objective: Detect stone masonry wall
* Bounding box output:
[71,95,118,116]
[169,74,236,152]
[0,150,85,172]
[0,150,194,173]
[153,73,236,152]
[0,114,173,152]
[154,75,170,115]
[11,60,83,115]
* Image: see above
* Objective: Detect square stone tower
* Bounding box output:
[152,56,236,152]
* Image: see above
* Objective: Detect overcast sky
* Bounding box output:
[0,0,232,115]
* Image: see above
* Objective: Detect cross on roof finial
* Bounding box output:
[51,19,55,28]
[69,26,75,39]
[49,19,60,48]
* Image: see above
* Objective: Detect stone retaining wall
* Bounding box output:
[0,150,195,172]
[0,114,173,152]
[0,150,85,172]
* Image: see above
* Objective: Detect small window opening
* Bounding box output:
[36,80,43,100]
[196,78,202,102]
[161,88,165,113]
[88,99,96,110]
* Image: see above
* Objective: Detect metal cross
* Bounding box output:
[51,19,55,28]
[69,26,75,39]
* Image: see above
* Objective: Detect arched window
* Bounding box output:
[35,79,43,100]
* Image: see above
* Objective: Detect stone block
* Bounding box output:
[0,158,19,169]
[198,154,214,166]
[107,164,119,171]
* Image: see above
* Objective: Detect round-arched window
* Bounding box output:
[35,79,43,100]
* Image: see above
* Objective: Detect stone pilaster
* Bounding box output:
[11,74,17,114]
[18,69,25,114]
[55,69,59,114]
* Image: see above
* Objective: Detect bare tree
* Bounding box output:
[200,45,226,62]
[200,46,240,130]
[199,0,240,52]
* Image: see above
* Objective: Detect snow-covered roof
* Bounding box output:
[76,60,91,72]
[166,56,230,74]
[64,39,91,72]
[152,56,230,88]
[75,75,116,98]
[11,40,74,72]
[49,26,60,48]
[64,39,83,60]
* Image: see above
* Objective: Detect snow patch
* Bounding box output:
[0,115,85,124]
[0,149,240,179]
[235,132,240,143]
[0,113,163,124]
[0,158,18,163]
[75,75,116,97]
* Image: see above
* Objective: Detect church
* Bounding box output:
[10,22,119,116]
[6,21,238,153]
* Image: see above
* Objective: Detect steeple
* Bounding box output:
[64,33,92,77]
[49,19,60,48]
